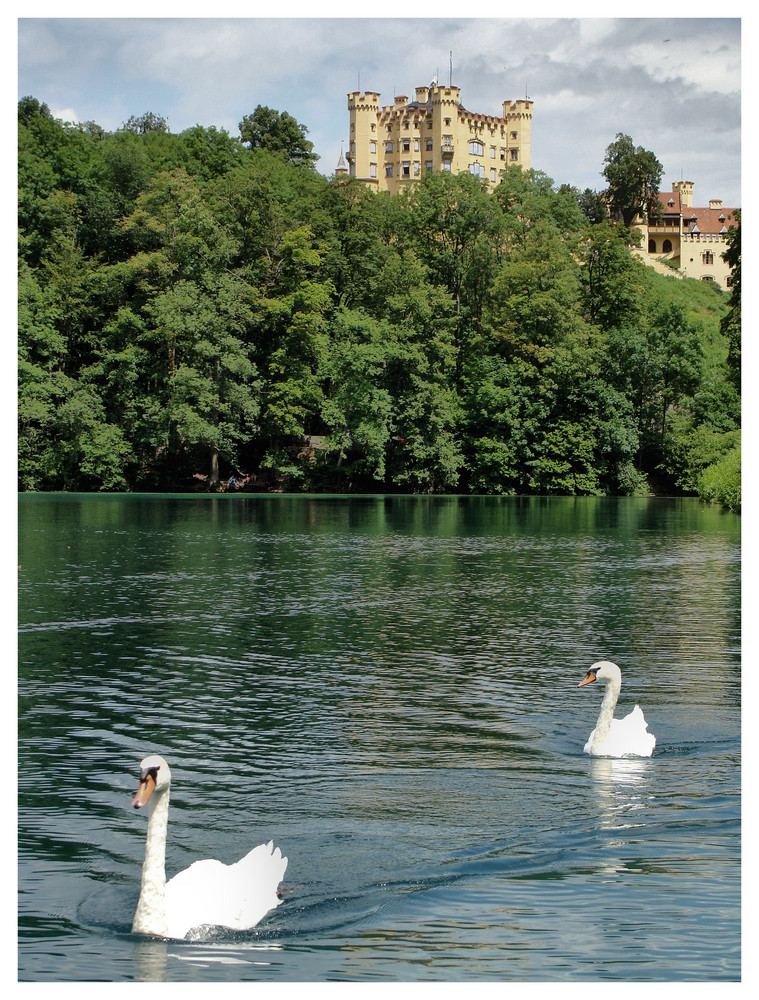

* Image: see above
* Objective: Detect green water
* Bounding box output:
[18,494,740,981]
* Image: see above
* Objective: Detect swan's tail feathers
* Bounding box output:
[228,840,288,928]
[263,839,287,866]
[631,704,657,754]
[615,704,656,756]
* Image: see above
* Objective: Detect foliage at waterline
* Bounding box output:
[18,98,740,508]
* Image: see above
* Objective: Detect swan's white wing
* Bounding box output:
[612,704,656,756]
[164,841,288,939]
[588,705,656,757]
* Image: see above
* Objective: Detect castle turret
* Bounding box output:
[673,180,694,208]
[347,91,381,183]
[335,143,348,177]
[501,99,533,170]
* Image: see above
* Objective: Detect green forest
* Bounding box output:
[18,98,741,510]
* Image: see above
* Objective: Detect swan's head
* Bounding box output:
[132,754,171,809]
[578,660,621,688]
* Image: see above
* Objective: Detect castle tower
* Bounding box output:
[430,84,463,175]
[502,99,533,171]
[347,91,381,184]
[673,180,694,208]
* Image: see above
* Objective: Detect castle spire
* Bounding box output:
[335,142,348,175]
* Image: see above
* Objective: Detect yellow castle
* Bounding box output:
[636,180,739,290]
[341,80,532,193]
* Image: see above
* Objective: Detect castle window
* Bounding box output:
[490,146,496,158]
[443,160,451,172]
[386,140,393,153]
[702,251,714,265]
[701,275,715,282]
[425,161,433,173]
[648,239,657,253]
[490,168,497,183]
[402,161,411,177]
[385,164,393,177]
[426,138,433,151]
[500,148,506,160]
[469,162,485,178]
[510,131,517,140]
[350,141,355,153]
[510,149,518,160]
[414,138,419,151]
[370,163,377,178]
[663,239,672,253]
[469,140,484,156]
[402,138,410,152]
[414,161,420,176]
[370,141,376,153]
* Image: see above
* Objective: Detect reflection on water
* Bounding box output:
[133,939,167,983]
[587,757,654,884]
[18,495,740,982]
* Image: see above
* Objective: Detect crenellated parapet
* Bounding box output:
[502,99,534,118]
[347,91,381,113]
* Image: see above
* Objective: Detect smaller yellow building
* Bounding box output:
[640,181,738,290]
[343,81,532,193]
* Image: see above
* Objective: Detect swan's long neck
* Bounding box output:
[132,787,170,937]
[592,675,621,746]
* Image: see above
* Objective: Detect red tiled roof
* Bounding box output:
[682,205,739,234]
[658,191,682,214]
[657,192,738,233]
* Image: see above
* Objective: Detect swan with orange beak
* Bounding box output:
[131,754,287,939]
[578,661,656,757]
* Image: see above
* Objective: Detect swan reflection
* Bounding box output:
[133,936,282,981]
[133,937,167,982]
[591,756,650,787]
[589,756,653,832]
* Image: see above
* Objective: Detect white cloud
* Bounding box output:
[50,106,80,124]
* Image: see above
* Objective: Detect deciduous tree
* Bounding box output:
[238,105,318,166]
[602,133,663,227]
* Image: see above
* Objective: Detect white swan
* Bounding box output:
[578,661,656,757]
[131,754,287,940]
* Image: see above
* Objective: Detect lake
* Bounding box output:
[17,493,740,982]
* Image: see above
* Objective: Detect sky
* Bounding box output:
[15,5,743,208]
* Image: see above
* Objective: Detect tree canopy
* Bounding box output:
[238,105,318,166]
[602,132,664,227]
[17,98,739,509]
